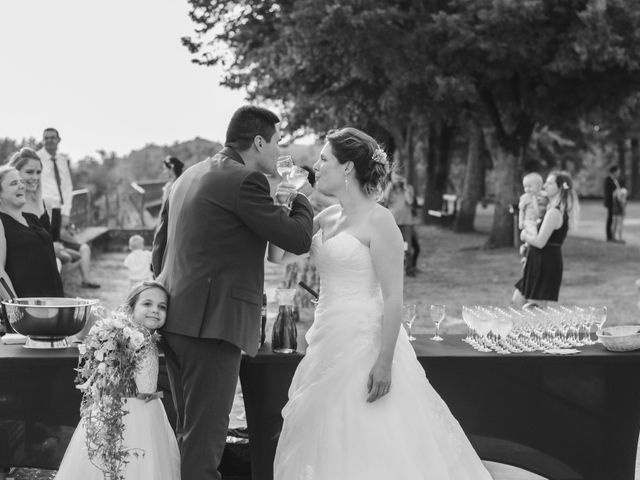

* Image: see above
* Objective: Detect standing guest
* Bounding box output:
[382,170,420,276]
[612,186,628,244]
[514,170,579,308]
[604,165,621,242]
[161,156,184,207]
[124,234,153,287]
[152,105,313,480]
[37,128,100,288]
[0,166,63,298]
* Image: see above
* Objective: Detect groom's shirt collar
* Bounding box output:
[219,146,245,165]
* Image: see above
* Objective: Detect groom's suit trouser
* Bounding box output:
[163,332,242,480]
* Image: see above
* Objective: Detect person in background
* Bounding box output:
[36,127,100,288]
[514,170,579,308]
[612,186,628,244]
[382,170,420,276]
[124,234,153,287]
[604,165,621,242]
[0,165,63,299]
[161,156,184,207]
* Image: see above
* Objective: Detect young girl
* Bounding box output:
[55,281,179,480]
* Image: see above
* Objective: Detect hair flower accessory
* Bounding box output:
[371,148,388,166]
[562,182,569,190]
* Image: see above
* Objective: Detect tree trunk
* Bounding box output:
[454,119,484,232]
[425,123,455,213]
[630,138,639,199]
[486,143,520,249]
[425,125,439,213]
[618,137,627,180]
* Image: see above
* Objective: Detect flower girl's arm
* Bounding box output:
[367,207,405,402]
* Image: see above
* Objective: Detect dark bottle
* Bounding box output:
[259,293,267,348]
[272,289,297,354]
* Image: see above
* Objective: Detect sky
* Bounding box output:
[0,1,250,160]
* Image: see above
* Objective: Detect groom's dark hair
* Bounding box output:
[225,106,280,152]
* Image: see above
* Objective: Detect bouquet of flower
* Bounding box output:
[75,306,159,480]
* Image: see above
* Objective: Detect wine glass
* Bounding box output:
[402,304,417,341]
[429,304,445,341]
[591,305,608,343]
[287,165,309,190]
[276,155,293,178]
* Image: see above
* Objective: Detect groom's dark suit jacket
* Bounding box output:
[152,147,313,356]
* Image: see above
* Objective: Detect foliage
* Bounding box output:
[75,307,159,480]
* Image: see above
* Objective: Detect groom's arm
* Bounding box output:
[151,197,169,277]
[237,171,313,255]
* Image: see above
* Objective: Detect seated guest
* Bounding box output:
[0,165,63,298]
[8,148,100,289]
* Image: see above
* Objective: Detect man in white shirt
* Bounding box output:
[37,127,100,289]
[37,128,73,228]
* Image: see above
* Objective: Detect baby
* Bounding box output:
[518,173,547,261]
[124,234,153,287]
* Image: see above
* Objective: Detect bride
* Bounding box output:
[269,127,493,479]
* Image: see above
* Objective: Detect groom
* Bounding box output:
[152,105,313,480]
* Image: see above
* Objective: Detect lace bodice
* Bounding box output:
[134,347,159,394]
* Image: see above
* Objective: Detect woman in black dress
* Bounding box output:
[0,165,63,299]
[514,170,579,308]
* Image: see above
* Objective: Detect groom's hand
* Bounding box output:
[366,360,392,403]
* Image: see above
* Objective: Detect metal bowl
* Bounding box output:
[2,297,99,349]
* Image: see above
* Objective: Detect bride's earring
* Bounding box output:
[344,173,350,191]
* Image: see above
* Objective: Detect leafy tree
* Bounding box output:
[427,0,640,246]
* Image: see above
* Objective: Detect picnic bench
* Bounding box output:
[426,194,458,227]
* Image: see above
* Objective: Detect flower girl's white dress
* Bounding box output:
[274,232,493,480]
[55,348,180,480]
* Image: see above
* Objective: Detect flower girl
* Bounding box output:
[55,281,179,480]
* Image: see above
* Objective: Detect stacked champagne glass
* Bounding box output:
[461,305,607,354]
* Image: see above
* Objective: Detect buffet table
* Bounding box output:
[3,336,640,479]
[240,335,640,480]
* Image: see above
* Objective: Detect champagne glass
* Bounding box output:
[276,155,293,178]
[429,304,445,341]
[402,304,417,341]
[591,305,608,343]
[287,165,309,190]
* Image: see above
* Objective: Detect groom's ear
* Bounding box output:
[254,135,265,151]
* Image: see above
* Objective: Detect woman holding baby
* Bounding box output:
[514,170,579,308]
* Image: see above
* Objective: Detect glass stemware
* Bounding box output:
[402,304,417,341]
[276,155,293,178]
[286,165,309,189]
[429,304,445,341]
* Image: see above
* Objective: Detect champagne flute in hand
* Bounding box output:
[287,165,309,190]
[430,304,445,341]
[402,304,417,341]
[276,156,293,178]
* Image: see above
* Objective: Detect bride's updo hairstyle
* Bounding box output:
[327,127,390,196]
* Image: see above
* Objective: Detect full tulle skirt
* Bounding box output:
[273,303,493,480]
[55,398,180,480]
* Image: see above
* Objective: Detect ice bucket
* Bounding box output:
[2,297,99,349]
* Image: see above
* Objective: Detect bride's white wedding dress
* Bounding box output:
[274,231,493,480]
[55,348,180,480]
